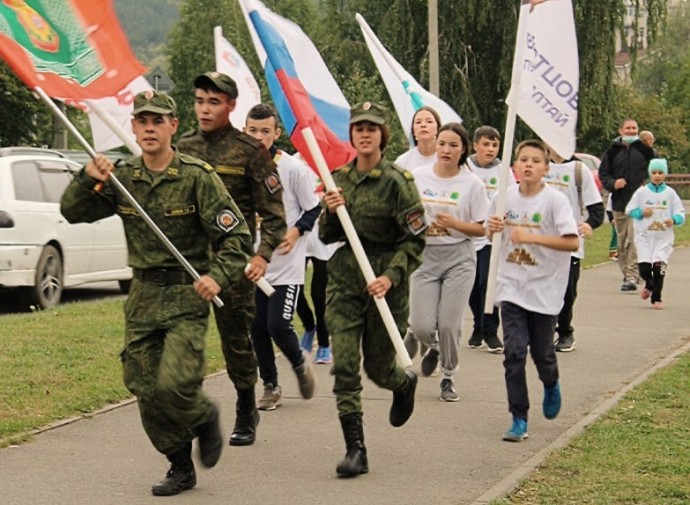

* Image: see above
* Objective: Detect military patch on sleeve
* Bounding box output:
[265,172,282,194]
[402,170,414,180]
[405,207,427,236]
[216,209,240,232]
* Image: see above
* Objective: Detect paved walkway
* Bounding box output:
[2,248,690,505]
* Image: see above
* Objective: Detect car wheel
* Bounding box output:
[118,279,132,294]
[21,245,63,309]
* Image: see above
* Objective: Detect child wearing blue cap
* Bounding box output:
[625,159,686,309]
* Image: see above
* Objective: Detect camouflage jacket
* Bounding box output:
[60,152,253,290]
[319,158,426,287]
[177,124,287,261]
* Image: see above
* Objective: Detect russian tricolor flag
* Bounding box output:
[239,0,355,172]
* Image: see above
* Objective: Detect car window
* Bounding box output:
[11,161,45,202]
[38,163,73,203]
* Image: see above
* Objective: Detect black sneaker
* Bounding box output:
[467,329,485,349]
[620,280,637,292]
[420,348,439,377]
[484,334,504,354]
[555,334,576,352]
[439,379,459,402]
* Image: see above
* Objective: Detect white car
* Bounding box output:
[0,147,131,309]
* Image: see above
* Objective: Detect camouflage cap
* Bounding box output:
[132,90,177,116]
[194,71,238,99]
[350,101,387,125]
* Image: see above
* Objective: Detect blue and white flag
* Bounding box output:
[356,13,462,139]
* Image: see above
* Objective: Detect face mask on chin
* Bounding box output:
[621,135,639,145]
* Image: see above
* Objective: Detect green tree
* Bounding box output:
[0,62,45,147]
[632,2,690,167]
[167,0,319,135]
[318,0,669,157]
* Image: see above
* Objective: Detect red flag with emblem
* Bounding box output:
[0,0,145,99]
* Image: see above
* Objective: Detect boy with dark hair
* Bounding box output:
[467,125,516,353]
[244,103,321,410]
[486,139,579,442]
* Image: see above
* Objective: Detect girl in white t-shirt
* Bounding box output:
[395,106,441,360]
[409,122,489,402]
[626,158,686,309]
[394,106,441,170]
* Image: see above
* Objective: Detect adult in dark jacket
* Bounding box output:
[598,118,655,291]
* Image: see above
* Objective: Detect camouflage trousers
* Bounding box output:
[212,275,258,391]
[326,249,409,417]
[121,280,214,455]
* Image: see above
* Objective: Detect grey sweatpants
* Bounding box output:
[409,241,476,381]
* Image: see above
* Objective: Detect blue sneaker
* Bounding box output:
[543,382,561,420]
[314,346,333,364]
[502,416,528,442]
[300,329,316,353]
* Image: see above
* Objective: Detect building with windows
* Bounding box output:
[615,0,686,82]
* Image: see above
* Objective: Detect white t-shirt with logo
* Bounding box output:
[626,184,685,263]
[490,185,578,315]
[412,164,489,246]
[264,151,320,285]
[303,169,342,261]
[467,157,517,250]
[545,160,603,258]
[395,147,436,170]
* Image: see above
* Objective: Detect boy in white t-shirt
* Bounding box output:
[467,126,516,353]
[486,139,579,442]
[245,104,321,411]
[545,150,604,352]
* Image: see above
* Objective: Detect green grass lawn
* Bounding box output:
[1,223,689,503]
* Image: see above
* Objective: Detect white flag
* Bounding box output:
[509,0,579,158]
[67,76,152,152]
[356,13,462,139]
[214,26,261,128]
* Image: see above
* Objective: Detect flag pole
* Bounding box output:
[34,86,225,308]
[213,25,223,71]
[355,14,424,109]
[483,97,517,314]
[483,3,526,314]
[301,128,412,369]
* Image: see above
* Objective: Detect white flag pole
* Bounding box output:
[213,25,223,71]
[356,14,409,90]
[483,96,517,314]
[483,4,527,314]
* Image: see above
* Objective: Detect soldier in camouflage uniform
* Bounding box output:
[177,72,287,447]
[60,91,253,496]
[320,102,426,477]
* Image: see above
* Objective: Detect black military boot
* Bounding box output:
[196,402,222,467]
[229,387,260,446]
[151,442,196,496]
[336,413,368,477]
[389,369,417,427]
